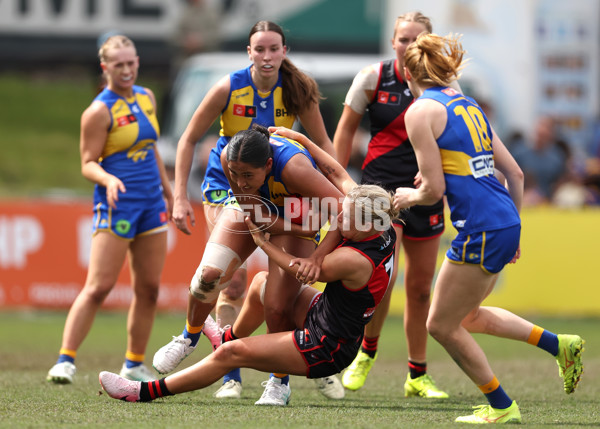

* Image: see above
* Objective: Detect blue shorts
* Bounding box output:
[446,224,521,274]
[201,136,232,205]
[92,195,168,240]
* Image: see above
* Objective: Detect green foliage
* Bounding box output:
[1,311,598,428]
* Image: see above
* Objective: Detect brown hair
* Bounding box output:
[98,35,136,63]
[394,11,433,37]
[404,33,465,87]
[248,21,321,117]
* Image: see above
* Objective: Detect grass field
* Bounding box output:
[1,311,597,428]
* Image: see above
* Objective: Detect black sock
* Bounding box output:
[139,378,173,402]
[408,360,427,379]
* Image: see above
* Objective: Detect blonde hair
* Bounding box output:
[404,33,465,87]
[394,11,432,37]
[346,185,399,231]
[98,35,136,63]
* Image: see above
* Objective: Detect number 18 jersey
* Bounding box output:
[420,87,520,234]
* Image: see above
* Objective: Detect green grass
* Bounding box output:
[0,72,166,197]
[1,311,598,428]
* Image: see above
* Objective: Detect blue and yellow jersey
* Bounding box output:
[202,66,297,201]
[257,133,316,217]
[420,87,520,234]
[94,85,162,201]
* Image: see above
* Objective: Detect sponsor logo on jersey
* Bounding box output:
[233,104,256,117]
[469,154,495,178]
[377,91,401,105]
[116,114,137,127]
[260,100,268,109]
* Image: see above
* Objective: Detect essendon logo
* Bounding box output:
[117,114,137,126]
[429,214,442,226]
[233,104,257,117]
[377,91,400,105]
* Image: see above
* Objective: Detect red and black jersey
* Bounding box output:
[362,59,417,189]
[305,227,396,342]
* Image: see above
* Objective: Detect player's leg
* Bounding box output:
[402,235,448,398]
[429,261,520,423]
[153,207,256,374]
[119,230,167,381]
[462,292,585,394]
[47,232,128,383]
[100,331,307,403]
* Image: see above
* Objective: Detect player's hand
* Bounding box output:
[106,176,126,209]
[172,197,195,235]
[289,255,321,285]
[413,171,423,188]
[393,187,414,210]
[268,126,303,141]
[245,216,270,247]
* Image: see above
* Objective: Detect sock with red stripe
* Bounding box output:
[408,360,427,379]
[222,326,238,344]
[139,378,173,402]
[361,336,379,359]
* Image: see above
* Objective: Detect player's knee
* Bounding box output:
[83,283,113,305]
[264,305,293,332]
[221,277,246,301]
[426,316,450,343]
[190,265,223,303]
[214,338,248,364]
[134,282,160,304]
[189,242,241,303]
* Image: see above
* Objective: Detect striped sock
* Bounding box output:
[183,321,203,347]
[361,336,379,359]
[57,348,76,364]
[222,326,238,344]
[408,360,427,379]
[527,325,559,356]
[271,373,290,385]
[124,351,144,369]
[479,376,513,409]
[139,378,173,402]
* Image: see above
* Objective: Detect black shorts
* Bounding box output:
[293,294,361,378]
[293,325,361,379]
[395,201,445,239]
[361,179,445,239]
